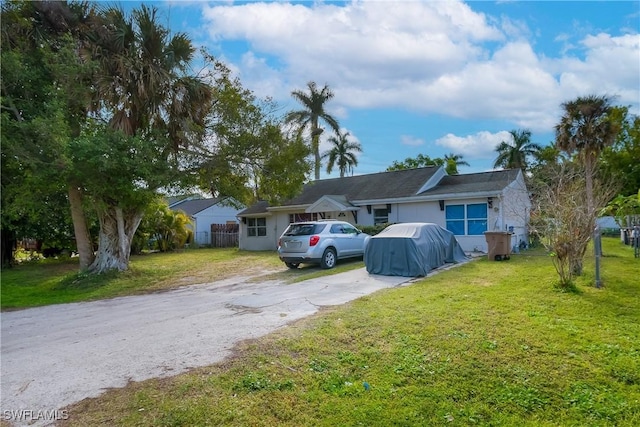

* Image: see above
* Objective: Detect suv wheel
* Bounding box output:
[285,262,300,269]
[320,248,337,269]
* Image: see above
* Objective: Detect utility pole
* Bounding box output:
[594,224,602,288]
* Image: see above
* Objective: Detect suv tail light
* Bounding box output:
[309,235,320,246]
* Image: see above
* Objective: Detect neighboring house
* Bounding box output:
[237,166,531,253]
[596,216,621,231]
[170,197,244,246]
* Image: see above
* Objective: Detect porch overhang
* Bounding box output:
[305,195,360,214]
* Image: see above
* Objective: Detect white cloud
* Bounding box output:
[200,0,639,133]
[435,131,512,160]
[400,135,425,147]
[567,34,639,105]
[201,0,502,92]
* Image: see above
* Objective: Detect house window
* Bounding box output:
[373,208,388,225]
[445,205,465,235]
[467,204,488,235]
[446,203,487,235]
[247,217,267,237]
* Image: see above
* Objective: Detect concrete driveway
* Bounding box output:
[1,268,411,425]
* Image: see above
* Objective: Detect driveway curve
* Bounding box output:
[1,269,410,426]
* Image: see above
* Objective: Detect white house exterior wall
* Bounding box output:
[193,204,241,245]
[238,215,278,251]
[396,201,442,224]
[500,175,531,250]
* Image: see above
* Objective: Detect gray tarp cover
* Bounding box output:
[364,223,468,277]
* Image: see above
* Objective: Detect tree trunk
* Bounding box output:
[584,155,595,218]
[570,257,583,277]
[1,228,17,268]
[89,205,143,273]
[312,118,321,180]
[68,184,95,270]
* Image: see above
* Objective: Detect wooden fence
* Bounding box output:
[210,223,239,248]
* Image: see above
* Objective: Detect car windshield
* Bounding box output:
[284,224,325,236]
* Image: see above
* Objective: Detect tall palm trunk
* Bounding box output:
[571,152,596,276]
[89,205,143,273]
[68,184,94,270]
[311,117,321,180]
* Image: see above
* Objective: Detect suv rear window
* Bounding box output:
[284,223,326,236]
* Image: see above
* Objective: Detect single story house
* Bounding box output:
[170,197,244,246]
[237,166,531,253]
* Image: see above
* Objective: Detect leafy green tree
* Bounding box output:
[600,108,640,197]
[74,4,216,272]
[251,125,310,204]
[322,131,362,177]
[493,129,542,171]
[386,154,442,171]
[1,1,98,268]
[443,153,469,175]
[197,62,310,205]
[2,3,216,272]
[285,81,340,180]
[134,200,192,253]
[601,192,640,228]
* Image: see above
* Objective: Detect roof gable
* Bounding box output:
[306,195,358,213]
[171,198,222,216]
[419,169,521,196]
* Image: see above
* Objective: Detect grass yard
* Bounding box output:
[57,238,639,426]
[1,249,365,310]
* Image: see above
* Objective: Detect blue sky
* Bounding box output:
[122,0,640,177]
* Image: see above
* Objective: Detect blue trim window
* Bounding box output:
[445,205,465,235]
[446,203,488,235]
[467,204,488,235]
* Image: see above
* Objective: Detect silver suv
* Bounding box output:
[278,220,370,269]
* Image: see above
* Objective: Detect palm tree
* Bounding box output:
[555,95,620,218]
[84,5,214,272]
[285,81,340,180]
[92,5,212,148]
[443,153,470,175]
[322,131,362,177]
[493,129,542,171]
[554,95,621,279]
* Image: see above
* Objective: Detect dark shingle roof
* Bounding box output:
[238,200,270,216]
[237,168,522,216]
[281,167,440,206]
[171,198,222,216]
[419,169,521,196]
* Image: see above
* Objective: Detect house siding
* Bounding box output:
[238,216,278,251]
[192,204,241,245]
[500,174,531,250]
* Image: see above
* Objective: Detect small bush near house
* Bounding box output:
[358,223,392,236]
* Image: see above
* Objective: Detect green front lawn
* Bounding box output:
[0,249,283,310]
[0,249,365,310]
[59,238,640,426]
